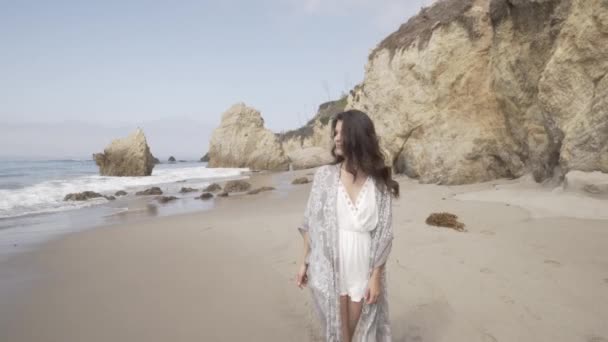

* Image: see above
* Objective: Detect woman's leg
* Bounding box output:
[347,297,363,338]
[340,295,350,342]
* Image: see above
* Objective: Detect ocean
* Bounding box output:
[0,159,249,259]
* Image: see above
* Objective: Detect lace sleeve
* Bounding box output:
[373,191,394,269]
[298,169,323,265]
[297,170,319,236]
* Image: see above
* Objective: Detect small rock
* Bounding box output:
[563,171,608,196]
[247,186,276,195]
[224,180,252,193]
[64,191,104,201]
[203,183,222,192]
[168,156,176,163]
[179,187,198,193]
[104,195,116,201]
[115,190,128,196]
[157,196,178,203]
[135,187,163,196]
[584,184,602,194]
[292,177,309,185]
[200,153,210,162]
[198,192,214,200]
[217,191,229,197]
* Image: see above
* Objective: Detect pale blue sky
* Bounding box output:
[0,0,428,159]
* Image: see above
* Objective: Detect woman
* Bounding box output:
[296,109,399,342]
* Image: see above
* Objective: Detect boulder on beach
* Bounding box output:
[157,196,178,203]
[198,192,214,200]
[247,186,275,195]
[200,153,210,162]
[203,183,222,193]
[292,177,310,185]
[217,191,229,197]
[93,128,155,177]
[179,187,198,193]
[64,191,104,201]
[135,187,163,196]
[223,180,252,193]
[115,190,128,196]
[168,156,176,163]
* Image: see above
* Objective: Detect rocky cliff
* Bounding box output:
[207,0,607,184]
[347,0,607,184]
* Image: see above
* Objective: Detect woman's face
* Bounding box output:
[334,120,343,156]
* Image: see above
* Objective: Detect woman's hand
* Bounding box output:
[365,272,382,304]
[296,263,309,289]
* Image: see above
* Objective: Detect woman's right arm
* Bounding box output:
[296,231,311,289]
[301,231,310,265]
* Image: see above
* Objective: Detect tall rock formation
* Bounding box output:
[208,103,289,171]
[93,128,155,176]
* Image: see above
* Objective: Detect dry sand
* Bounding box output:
[1,169,607,342]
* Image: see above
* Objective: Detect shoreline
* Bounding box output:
[1,169,607,341]
[0,167,311,262]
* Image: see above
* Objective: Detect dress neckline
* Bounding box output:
[338,173,370,212]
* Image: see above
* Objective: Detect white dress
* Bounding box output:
[337,176,379,301]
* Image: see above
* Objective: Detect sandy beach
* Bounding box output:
[1,169,607,342]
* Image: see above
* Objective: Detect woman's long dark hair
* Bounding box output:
[331,110,399,198]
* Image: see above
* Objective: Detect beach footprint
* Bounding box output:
[403,325,423,342]
[395,259,408,270]
[524,305,542,321]
[587,335,608,342]
[480,267,493,274]
[500,295,515,304]
[544,259,561,267]
[482,332,498,342]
